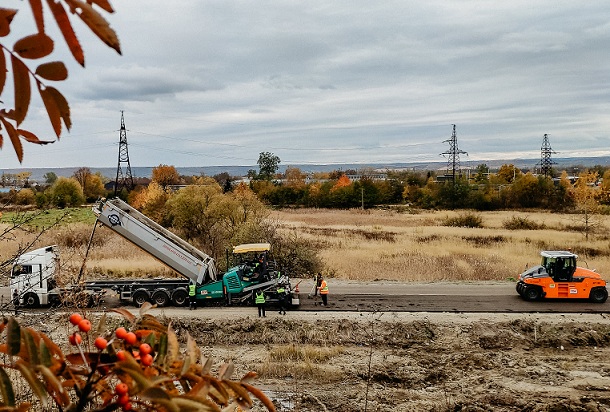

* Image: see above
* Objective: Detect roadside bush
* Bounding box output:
[503,216,545,230]
[14,188,36,205]
[442,212,483,228]
[0,306,275,411]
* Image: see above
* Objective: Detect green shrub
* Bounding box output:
[442,213,483,228]
[503,216,544,230]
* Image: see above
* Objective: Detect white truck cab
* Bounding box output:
[10,245,59,307]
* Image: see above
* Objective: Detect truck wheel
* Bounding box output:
[23,293,40,308]
[523,286,541,301]
[590,287,608,303]
[152,290,170,307]
[171,289,188,306]
[132,290,149,307]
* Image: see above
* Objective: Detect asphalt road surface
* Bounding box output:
[295,281,610,313]
[3,281,609,313]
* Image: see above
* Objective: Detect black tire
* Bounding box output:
[523,286,542,301]
[516,283,523,296]
[589,287,608,303]
[132,290,149,307]
[171,289,188,307]
[152,290,170,307]
[23,293,40,308]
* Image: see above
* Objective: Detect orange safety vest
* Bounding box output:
[319,280,329,295]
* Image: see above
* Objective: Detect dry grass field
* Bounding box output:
[272,208,610,282]
[2,207,610,284]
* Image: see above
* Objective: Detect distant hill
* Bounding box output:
[2,156,610,183]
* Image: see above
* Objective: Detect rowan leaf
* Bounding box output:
[46,0,84,66]
[11,55,31,125]
[15,360,48,408]
[0,367,15,407]
[110,308,136,323]
[39,340,52,367]
[45,86,71,133]
[240,371,257,384]
[218,363,234,381]
[241,382,276,412]
[7,317,21,356]
[118,362,152,391]
[139,301,154,317]
[187,332,199,366]
[95,312,107,337]
[37,365,70,406]
[166,322,179,367]
[40,332,64,361]
[18,128,54,145]
[0,8,18,37]
[35,61,68,81]
[23,328,41,366]
[14,33,54,59]
[0,48,6,95]
[38,85,61,137]
[173,396,221,412]
[222,380,252,409]
[89,0,114,13]
[65,0,121,54]
[29,0,45,33]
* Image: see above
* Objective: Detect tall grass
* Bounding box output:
[272,208,610,282]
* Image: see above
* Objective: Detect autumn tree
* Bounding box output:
[0,1,121,162]
[257,152,280,180]
[213,171,233,192]
[151,164,180,190]
[572,171,600,240]
[495,164,522,184]
[49,176,84,207]
[474,163,489,183]
[72,167,105,202]
[284,167,306,189]
[43,171,57,184]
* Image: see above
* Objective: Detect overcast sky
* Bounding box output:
[1,0,609,170]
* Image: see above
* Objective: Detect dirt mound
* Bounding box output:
[12,311,610,411]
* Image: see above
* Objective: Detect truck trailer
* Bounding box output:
[10,198,299,309]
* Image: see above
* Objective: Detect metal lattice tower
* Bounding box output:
[441,124,468,183]
[539,133,557,177]
[114,111,134,195]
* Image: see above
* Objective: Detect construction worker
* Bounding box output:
[317,275,329,306]
[277,285,287,315]
[255,290,266,317]
[189,281,197,310]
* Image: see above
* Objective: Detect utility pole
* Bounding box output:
[538,133,557,178]
[114,111,134,195]
[441,124,468,184]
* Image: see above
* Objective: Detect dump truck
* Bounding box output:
[10,198,299,309]
[516,250,608,303]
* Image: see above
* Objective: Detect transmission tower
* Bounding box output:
[441,124,468,183]
[114,111,134,195]
[538,133,557,178]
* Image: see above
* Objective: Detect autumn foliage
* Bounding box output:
[0,1,121,162]
[0,304,275,411]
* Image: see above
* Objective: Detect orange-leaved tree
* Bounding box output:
[0,303,276,411]
[0,1,121,162]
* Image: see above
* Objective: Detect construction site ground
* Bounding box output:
[9,279,610,412]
